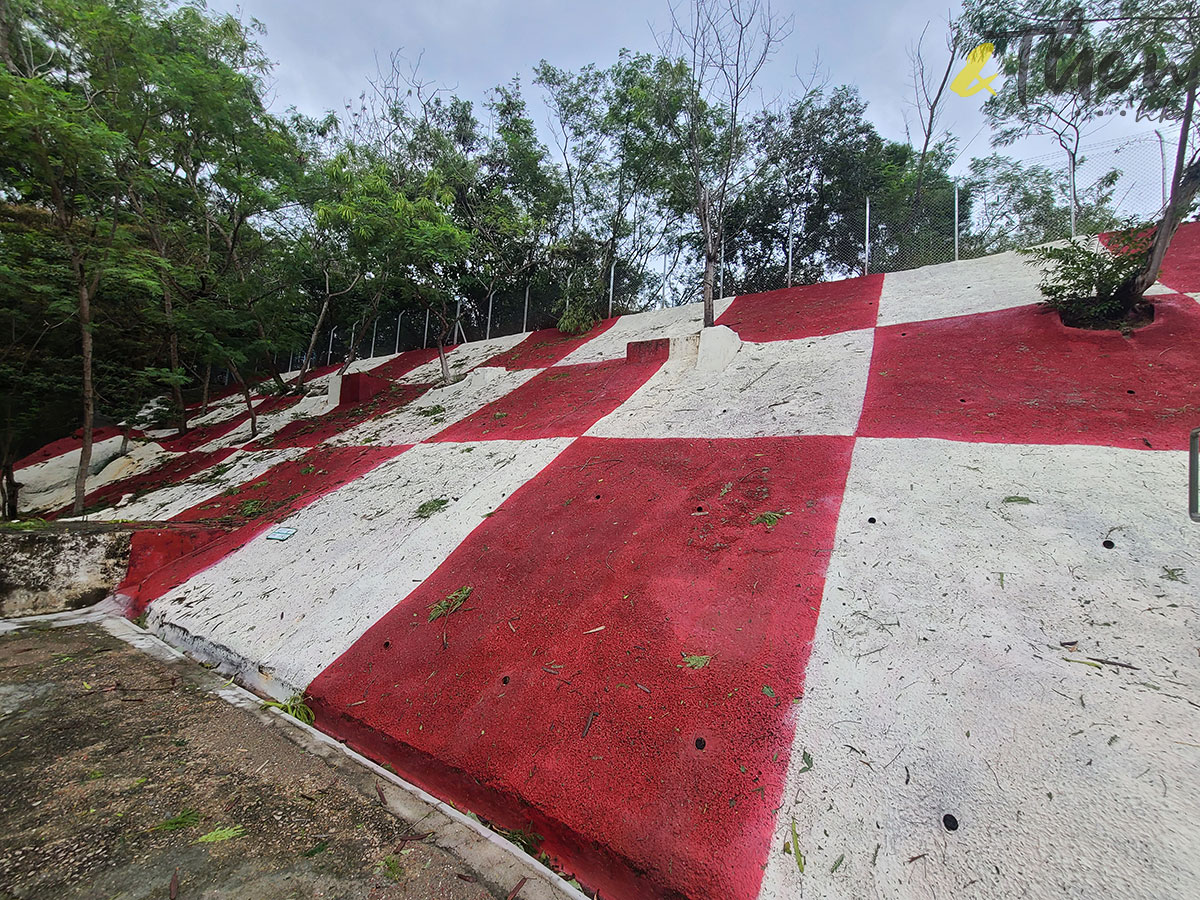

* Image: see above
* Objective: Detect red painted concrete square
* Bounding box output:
[858,294,1200,450]
[428,359,661,442]
[482,320,617,369]
[118,444,408,614]
[15,426,123,470]
[1157,221,1200,293]
[308,435,855,900]
[252,383,429,449]
[368,347,445,381]
[716,273,883,341]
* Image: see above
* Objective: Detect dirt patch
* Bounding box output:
[0,625,499,900]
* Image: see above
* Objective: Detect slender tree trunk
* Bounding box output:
[1120,87,1199,308]
[297,295,331,389]
[72,276,94,516]
[227,359,258,438]
[162,281,189,434]
[339,290,383,376]
[252,315,287,391]
[200,361,212,415]
[698,187,716,328]
[1,461,18,520]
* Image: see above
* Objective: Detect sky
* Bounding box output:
[209,0,1168,205]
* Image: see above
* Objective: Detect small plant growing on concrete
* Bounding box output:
[1021,226,1154,330]
[750,510,791,529]
[414,498,450,519]
[261,693,315,726]
[428,586,472,623]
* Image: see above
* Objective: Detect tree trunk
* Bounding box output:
[1,462,17,520]
[162,281,189,434]
[297,295,331,389]
[200,361,212,415]
[72,278,94,516]
[227,359,258,438]
[1118,87,1199,309]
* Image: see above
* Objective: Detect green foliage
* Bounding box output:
[195,825,246,844]
[428,586,472,623]
[556,301,600,336]
[750,510,791,529]
[152,809,201,832]
[261,694,316,726]
[1021,228,1152,327]
[414,498,450,519]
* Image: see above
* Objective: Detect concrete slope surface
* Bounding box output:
[21,228,1200,900]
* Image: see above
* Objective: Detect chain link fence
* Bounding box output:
[281,134,1176,373]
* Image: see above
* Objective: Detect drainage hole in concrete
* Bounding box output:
[595,494,601,499]
[383,640,391,649]
[1127,389,1136,394]
[695,736,706,751]
[696,505,704,512]
[868,517,877,524]
[1102,539,1115,549]
[943,813,959,831]
[959,398,967,403]
[502,675,510,685]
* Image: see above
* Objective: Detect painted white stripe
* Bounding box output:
[760,437,1200,900]
[145,438,575,698]
[588,329,874,439]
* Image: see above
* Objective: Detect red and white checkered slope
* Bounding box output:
[95,228,1200,900]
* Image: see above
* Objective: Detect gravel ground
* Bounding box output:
[0,624,505,900]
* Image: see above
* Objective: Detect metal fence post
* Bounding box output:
[523,283,530,333]
[954,182,960,261]
[486,291,494,340]
[326,327,335,366]
[423,309,429,348]
[864,196,871,276]
[370,319,377,358]
[718,238,724,299]
[787,213,794,287]
[608,262,616,318]
[394,310,402,355]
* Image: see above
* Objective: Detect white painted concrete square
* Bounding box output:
[759,437,1200,900]
[557,298,736,365]
[877,251,1046,326]
[147,438,574,697]
[588,329,873,438]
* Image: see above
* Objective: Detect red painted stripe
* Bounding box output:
[1157,220,1200,293]
[428,359,661,442]
[858,295,1200,449]
[483,320,618,370]
[118,444,409,615]
[368,347,445,380]
[250,383,430,449]
[716,273,882,341]
[14,427,124,470]
[308,435,855,900]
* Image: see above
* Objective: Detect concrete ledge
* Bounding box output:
[696,325,742,372]
[0,527,131,617]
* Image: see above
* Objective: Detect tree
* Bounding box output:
[961,0,1200,311]
[659,0,791,327]
[0,0,155,513]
